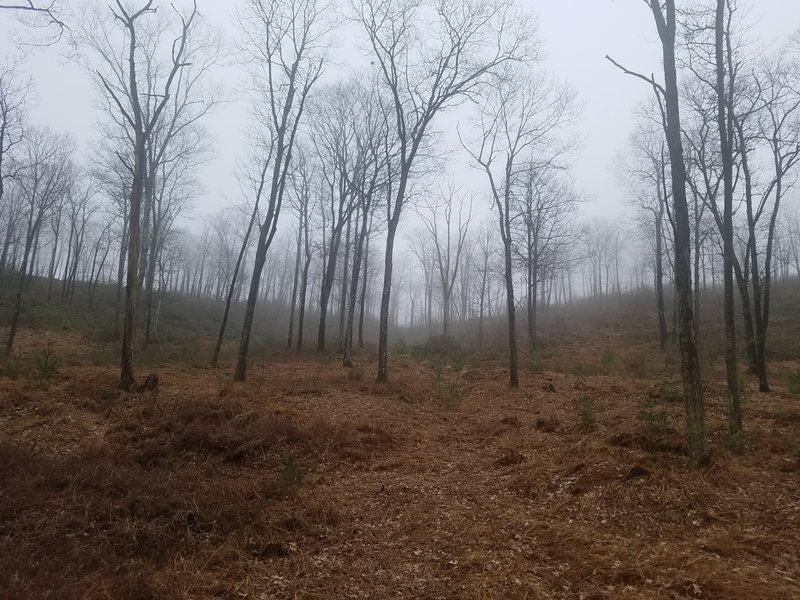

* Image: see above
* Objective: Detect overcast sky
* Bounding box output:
[1,0,799,232]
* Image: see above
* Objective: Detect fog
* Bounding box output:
[2,1,794,222]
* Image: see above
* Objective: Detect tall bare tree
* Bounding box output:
[515,166,582,354]
[747,49,800,392]
[0,63,29,218]
[233,0,329,381]
[609,0,709,467]
[419,184,473,339]
[462,67,576,387]
[342,87,387,366]
[76,0,199,390]
[622,123,671,351]
[5,127,73,350]
[355,0,533,384]
[310,82,358,354]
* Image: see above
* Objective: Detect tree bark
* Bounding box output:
[376,218,398,383]
[212,201,259,367]
[287,219,303,349]
[715,0,742,431]
[649,0,709,467]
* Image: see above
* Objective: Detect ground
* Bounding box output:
[1,327,800,600]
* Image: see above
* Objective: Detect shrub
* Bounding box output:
[34,343,60,385]
[432,365,468,409]
[638,397,667,434]
[658,378,683,403]
[575,395,595,431]
[409,336,472,369]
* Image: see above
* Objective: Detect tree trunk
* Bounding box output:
[46,219,61,303]
[715,0,742,431]
[376,218,398,383]
[115,218,128,340]
[358,226,370,348]
[297,252,311,351]
[287,220,303,349]
[234,221,271,382]
[337,214,352,352]
[120,132,146,392]
[501,235,519,388]
[650,0,709,467]
[655,214,668,351]
[6,219,35,352]
[213,203,260,367]
[143,209,160,345]
[317,227,341,353]
[343,208,368,367]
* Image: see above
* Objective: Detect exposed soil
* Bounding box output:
[1,330,800,599]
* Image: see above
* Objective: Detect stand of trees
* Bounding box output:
[1,0,799,468]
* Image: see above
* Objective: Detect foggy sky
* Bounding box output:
[1,0,799,233]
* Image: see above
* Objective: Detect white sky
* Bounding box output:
[1,0,799,230]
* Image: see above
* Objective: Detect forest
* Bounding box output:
[1,0,800,598]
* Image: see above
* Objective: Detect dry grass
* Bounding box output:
[1,329,799,599]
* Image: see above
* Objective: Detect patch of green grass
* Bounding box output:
[528,349,543,373]
[601,347,615,373]
[788,370,800,395]
[738,373,751,404]
[314,351,334,365]
[719,431,759,455]
[90,345,117,367]
[408,336,474,371]
[658,378,683,403]
[139,338,211,369]
[628,353,647,378]
[0,349,27,380]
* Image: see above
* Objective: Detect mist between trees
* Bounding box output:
[1,0,799,467]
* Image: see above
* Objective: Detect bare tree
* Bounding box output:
[622,123,671,351]
[139,25,222,343]
[76,0,200,390]
[309,82,359,354]
[0,64,29,217]
[713,0,742,427]
[747,49,800,392]
[59,174,99,304]
[355,0,533,384]
[609,0,709,467]
[5,127,73,350]
[473,220,497,347]
[681,0,747,430]
[232,0,329,381]
[341,87,387,366]
[515,166,582,354]
[462,67,576,387]
[0,0,66,43]
[409,228,436,335]
[419,183,472,339]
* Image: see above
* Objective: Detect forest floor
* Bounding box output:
[2,328,800,599]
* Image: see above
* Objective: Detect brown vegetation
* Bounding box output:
[1,326,800,599]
